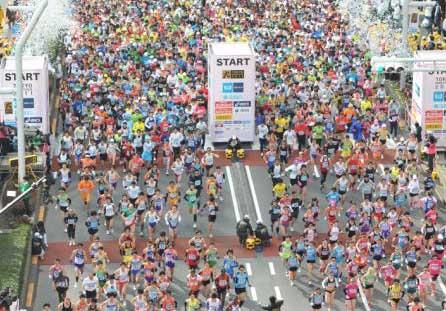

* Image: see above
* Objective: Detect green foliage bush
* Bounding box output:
[0,224,31,294]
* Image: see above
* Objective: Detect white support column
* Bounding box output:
[15,0,48,183]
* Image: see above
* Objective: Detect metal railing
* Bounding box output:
[0,176,45,216]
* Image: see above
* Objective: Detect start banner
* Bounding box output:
[0,56,50,134]
[208,42,256,143]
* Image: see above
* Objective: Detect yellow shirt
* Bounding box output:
[273,183,286,197]
[185,297,200,310]
[388,284,402,299]
[132,121,145,134]
[360,100,372,112]
[275,117,289,133]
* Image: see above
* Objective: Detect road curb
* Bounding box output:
[22,55,60,310]
[24,205,46,309]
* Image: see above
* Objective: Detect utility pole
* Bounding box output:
[14,0,48,183]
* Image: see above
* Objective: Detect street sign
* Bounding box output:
[8,154,37,168]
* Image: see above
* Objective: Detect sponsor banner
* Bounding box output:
[0,56,49,133]
[208,43,256,142]
[412,51,446,147]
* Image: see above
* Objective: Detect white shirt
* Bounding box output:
[104,203,115,217]
[258,124,269,139]
[127,185,141,199]
[82,276,98,291]
[169,132,184,147]
[284,129,296,145]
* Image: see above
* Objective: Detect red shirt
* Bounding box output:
[161,295,176,311]
[425,209,438,224]
[129,157,144,173]
[215,273,230,290]
[294,123,308,136]
[187,274,201,291]
[427,143,436,155]
[348,158,359,173]
[185,248,200,266]
[344,283,358,299]
[380,265,396,282]
[428,258,443,275]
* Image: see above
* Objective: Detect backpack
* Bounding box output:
[31,235,42,255]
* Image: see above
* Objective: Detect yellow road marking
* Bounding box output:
[25,282,34,307]
[38,206,45,222]
[55,94,60,109]
[51,117,57,134]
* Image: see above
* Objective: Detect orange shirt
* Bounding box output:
[199,267,213,281]
[81,157,96,168]
[78,180,95,193]
[343,107,356,119]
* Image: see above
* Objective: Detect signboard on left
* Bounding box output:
[0,56,50,134]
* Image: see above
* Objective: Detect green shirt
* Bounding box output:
[312,125,324,139]
[19,181,31,199]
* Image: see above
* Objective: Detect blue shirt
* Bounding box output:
[223,257,238,277]
[233,271,249,288]
[306,246,317,261]
[326,191,340,203]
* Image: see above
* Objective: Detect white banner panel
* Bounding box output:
[412,51,446,148]
[208,42,256,143]
[0,56,50,134]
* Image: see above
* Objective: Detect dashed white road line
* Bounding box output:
[246,262,252,276]
[245,166,263,223]
[313,164,320,178]
[274,286,282,300]
[268,262,276,276]
[250,286,258,301]
[226,167,241,222]
[438,277,446,296]
[379,163,385,175]
[357,279,371,311]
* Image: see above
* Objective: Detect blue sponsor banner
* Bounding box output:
[23,98,34,109]
[433,91,446,102]
[24,117,43,124]
[233,101,251,107]
[222,83,233,93]
[233,82,244,93]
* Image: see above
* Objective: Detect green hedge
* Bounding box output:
[0,224,31,294]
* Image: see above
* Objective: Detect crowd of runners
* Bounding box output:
[32,0,446,310]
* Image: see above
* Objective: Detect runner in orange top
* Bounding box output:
[80,154,96,171]
[77,176,95,208]
[199,262,214,299]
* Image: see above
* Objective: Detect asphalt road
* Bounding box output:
[32,157,446,311]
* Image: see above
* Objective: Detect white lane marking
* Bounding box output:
[274,286,282,300]
[268,262,276,275]
[226,167,241,222]
[379,163,385,175]
[313,164,320,178]
[357,279,371,311]
[250,286,258,301]
[438,277,446,296]
[246,262,252,276]
[245,166,263,222]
